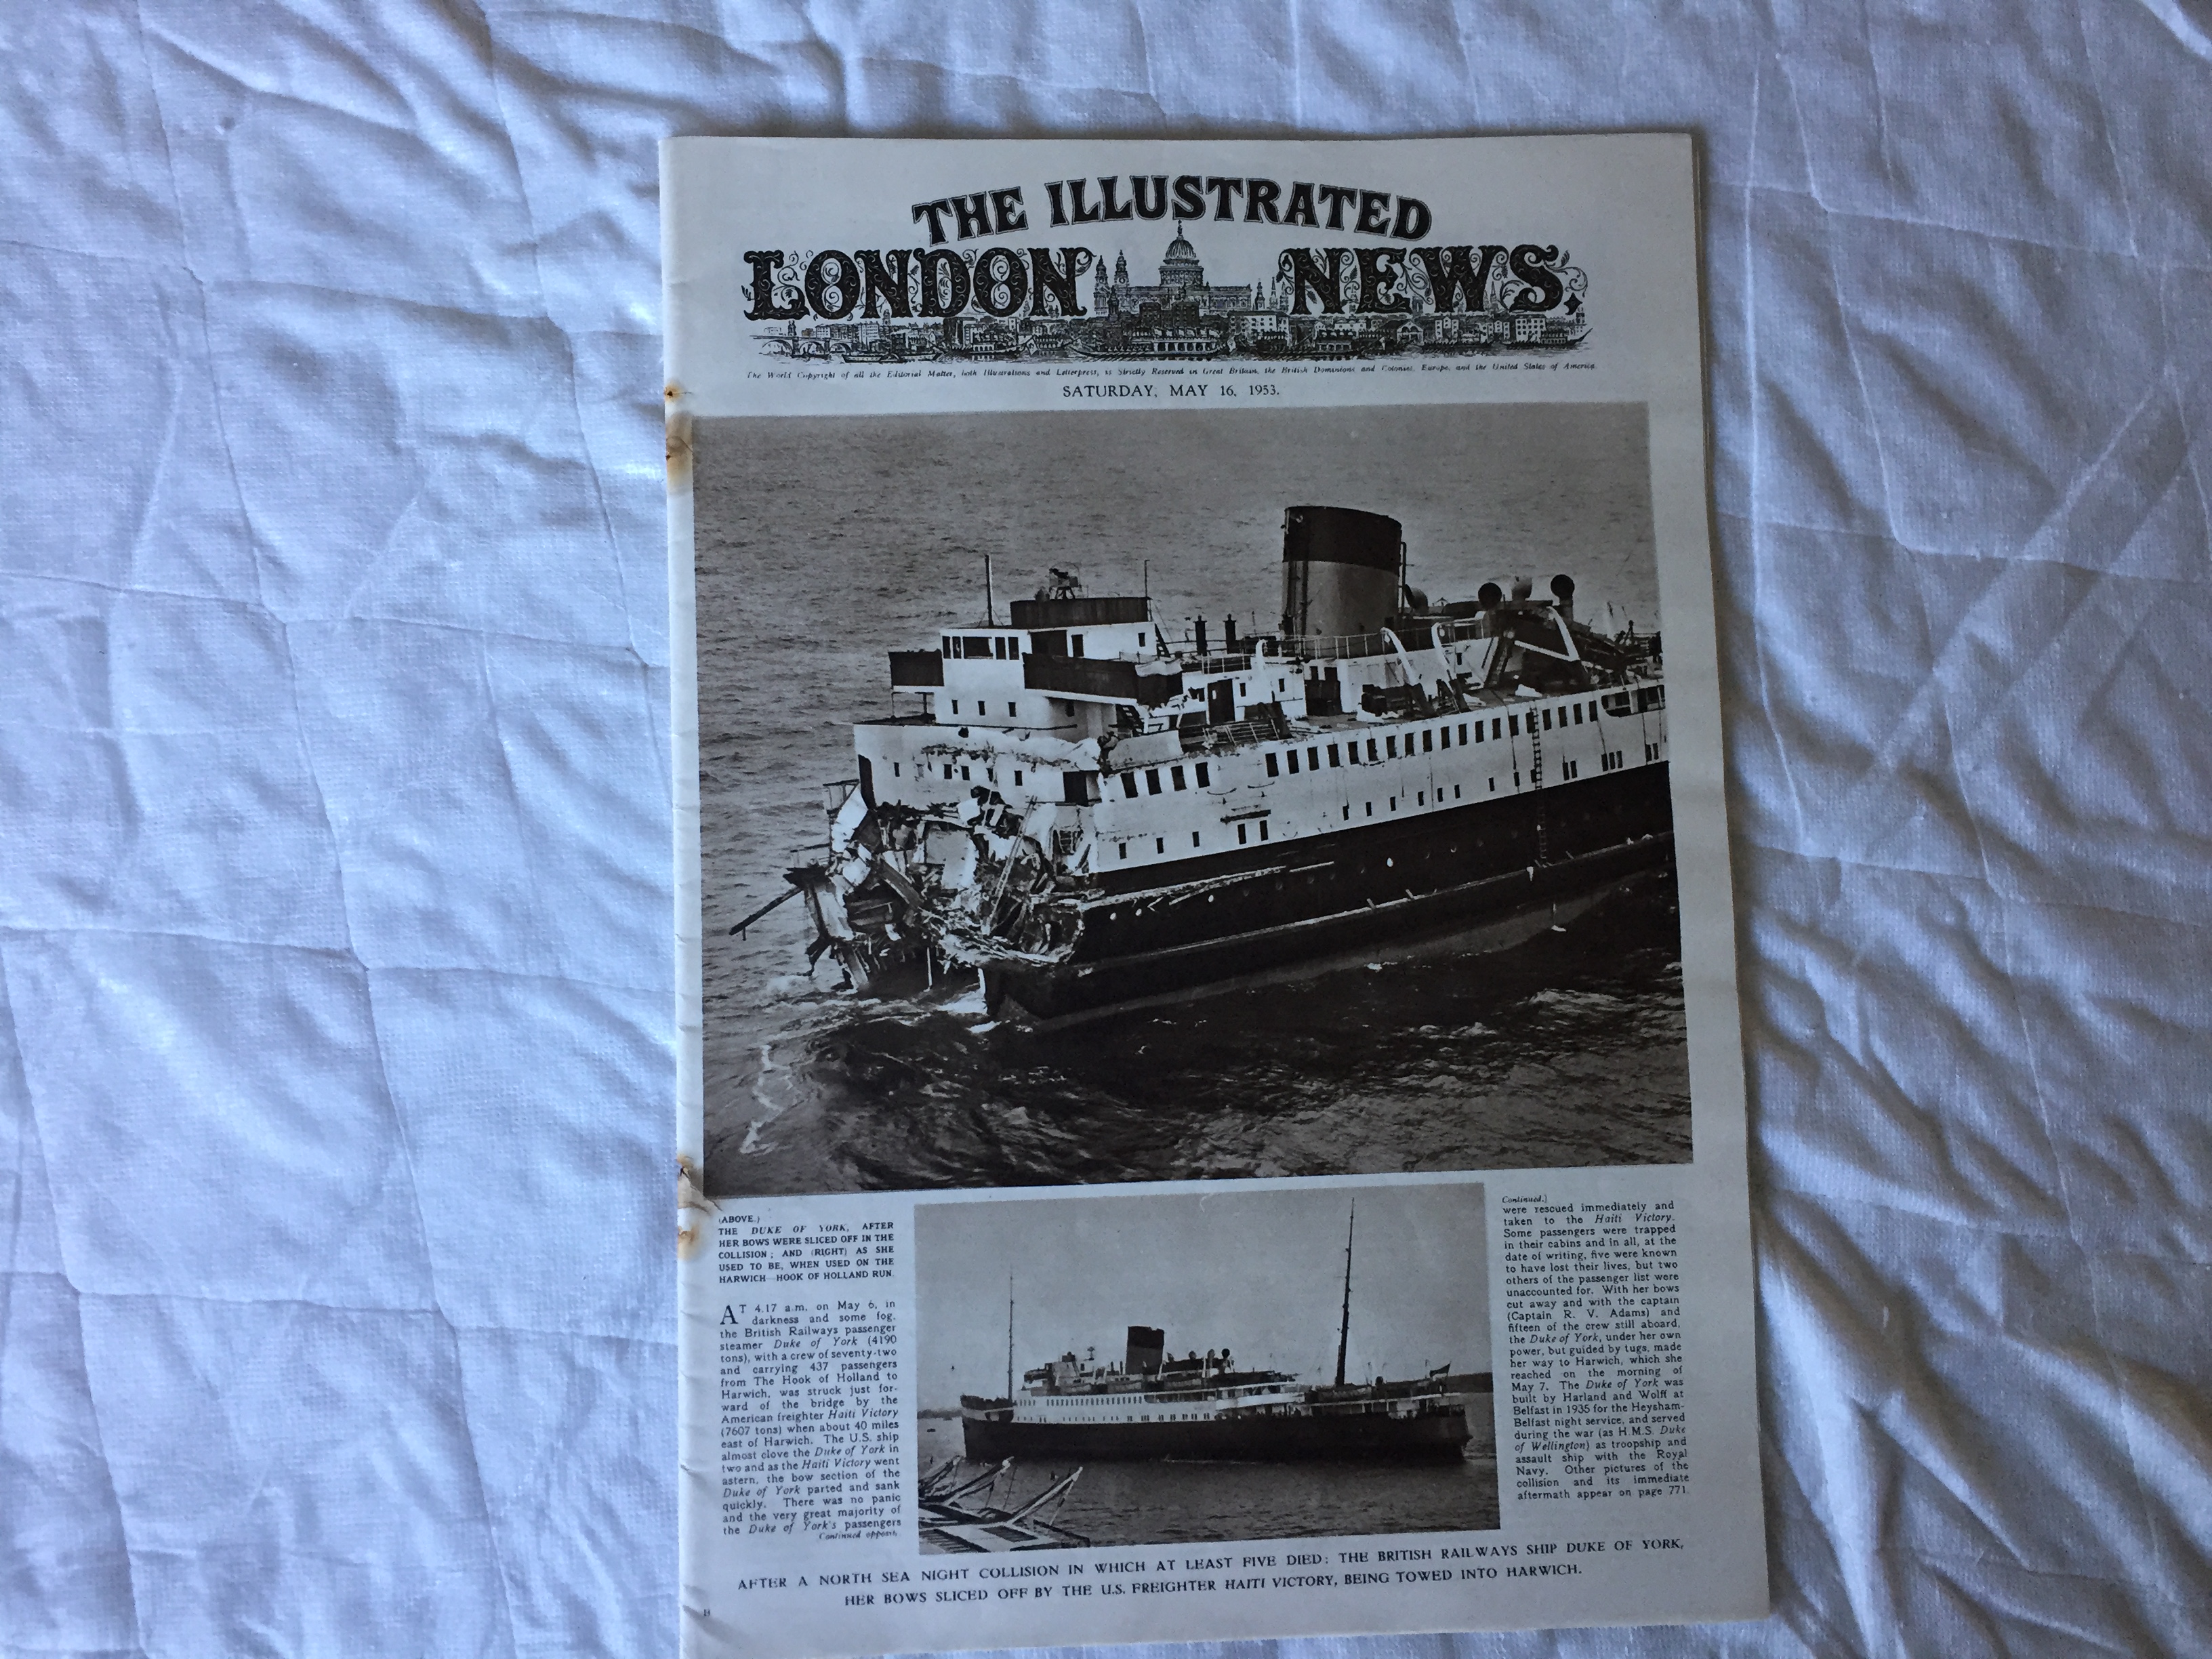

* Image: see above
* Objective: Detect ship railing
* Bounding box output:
[1172,651,1253,675]
[1277,631,1391,663]
[1305,1390,1457,1418]
[1282,617,1502,664]
[1193,711,1292,750]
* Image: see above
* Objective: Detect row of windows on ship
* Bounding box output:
[944,699,1026,717]
[942,631,1143,659]
[1024,1404,1246,1421]
[1093,695,1665,861]
[902,692,1661,790]
[938,684,1663,728]
[888,695,1663,844]
[1035,1385,1275,1405]
[891,716,1664,832]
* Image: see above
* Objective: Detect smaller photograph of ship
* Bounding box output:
[915,1181,1497,1549]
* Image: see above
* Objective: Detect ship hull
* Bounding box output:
[960,1407,1471,1465]
[988,764,1675,1023]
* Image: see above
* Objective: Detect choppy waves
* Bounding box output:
[916,1418,1500,1547]
[706,880,1690,1194]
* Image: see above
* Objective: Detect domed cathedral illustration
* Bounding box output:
[1092,224,1266,318]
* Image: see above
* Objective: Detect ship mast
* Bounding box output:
[1006,1273,1015,1401]
[1334,1202,1355,1387]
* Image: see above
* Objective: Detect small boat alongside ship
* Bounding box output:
[762,503,1673,1024]
[918,1459,1090,1553]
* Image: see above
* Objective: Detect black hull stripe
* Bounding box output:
[962,1413,1472,1465]
[981,764,1676,1021]
[994,842,1669,1023]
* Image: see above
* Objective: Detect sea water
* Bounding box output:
[916,1415,1501,1548]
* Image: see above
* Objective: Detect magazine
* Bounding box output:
[666,135,1764,1656]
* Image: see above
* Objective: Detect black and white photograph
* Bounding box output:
[698,401,1687,1197]
[913,1181,1496,1550]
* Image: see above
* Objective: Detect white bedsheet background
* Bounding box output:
[3,3,2207,1655]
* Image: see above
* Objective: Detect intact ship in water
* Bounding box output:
[958,1208,1486,1465]
[763,504,1671,1023]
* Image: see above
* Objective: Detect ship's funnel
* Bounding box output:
[1125,1325,1166,1376]
[1280,506,1402,640]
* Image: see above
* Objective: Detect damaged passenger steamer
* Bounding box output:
[770,505,1671,1023]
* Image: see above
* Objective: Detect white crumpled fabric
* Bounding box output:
[3,5,2207,1656]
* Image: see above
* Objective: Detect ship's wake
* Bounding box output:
[704,880,1690,1196]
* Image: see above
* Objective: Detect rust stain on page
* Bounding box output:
[678,1153,717,1260]
[665,382,692,493]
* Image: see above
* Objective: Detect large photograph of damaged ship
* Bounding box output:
[775,502,1669,1027]
[698,400,1686,1195]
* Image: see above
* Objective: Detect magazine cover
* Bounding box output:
[666,135,1763,1656]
